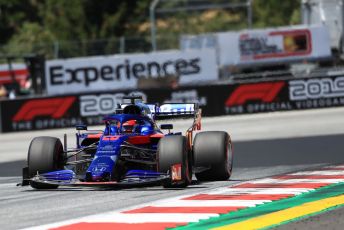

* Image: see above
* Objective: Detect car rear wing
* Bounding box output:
[150,103,202,133]
[148,103,198,119]
[149,103,202,149]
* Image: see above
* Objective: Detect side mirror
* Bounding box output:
[160,124,173,130]
[76,124,87,131]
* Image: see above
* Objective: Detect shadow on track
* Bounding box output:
[1,134,344,177]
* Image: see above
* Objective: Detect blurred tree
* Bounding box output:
[4,22,55,57]
[0,0,40,44]
[0,0,301,57]
[253,0,300,27]
[39,0,86,41]
[0,0,152,56]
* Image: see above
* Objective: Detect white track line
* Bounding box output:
[22,213,219,229]
[252,178,344,184]
[291,171,344,175]
[151,200,268,207]
[78,213,219,223]
[207,188,313,195]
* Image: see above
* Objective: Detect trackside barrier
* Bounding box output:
[1,75,344,132]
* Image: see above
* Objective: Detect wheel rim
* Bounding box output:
[226,143,233,175]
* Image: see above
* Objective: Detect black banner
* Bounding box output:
[223,76,344,114]
[0,96,81,132]
[1,75,344,132]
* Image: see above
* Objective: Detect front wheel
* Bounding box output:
[193,131,233,181]
[157,135,191,188]
[28,136,65,189]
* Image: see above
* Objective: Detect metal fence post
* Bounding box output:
[247,0,253,29]
[53,41,59,59]
[150,0,160,51]
[120,36,125,54]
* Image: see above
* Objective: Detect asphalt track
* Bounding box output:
[0,107,343,229]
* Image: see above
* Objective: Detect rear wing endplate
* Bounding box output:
[148,103,197,119]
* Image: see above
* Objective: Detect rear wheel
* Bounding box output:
[28,136,65,189]
[157,135,191,188]
[193,131,233,181]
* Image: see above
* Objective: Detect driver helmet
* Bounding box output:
[122,120,136,133]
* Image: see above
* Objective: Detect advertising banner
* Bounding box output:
[223,76,344,114]
[219,25,332,67]
[0,91,148,132]
[45,49,218,95]
[2,75,344,132]
[0,85,225,132]
[1,96,80,132]
[181,25,332,68]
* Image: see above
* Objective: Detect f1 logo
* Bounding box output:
[13,97,75,122]
[226,82,285,106]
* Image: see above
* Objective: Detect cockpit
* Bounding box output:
[103,116,156,136]
[103,97,156,136]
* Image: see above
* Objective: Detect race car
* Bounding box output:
[21,96,233,189]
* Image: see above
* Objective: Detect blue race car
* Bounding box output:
[21,96,233,189]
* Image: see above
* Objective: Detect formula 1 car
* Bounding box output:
[21,96,233,189]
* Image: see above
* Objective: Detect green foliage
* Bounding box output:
[253,0,301,27]
[4,22,56,57]
[0,0,301,57]
[39,0,86,41]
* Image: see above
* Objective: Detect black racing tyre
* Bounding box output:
[157,135,191,188]
[28,136,65,189]
[193,131,233,181]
